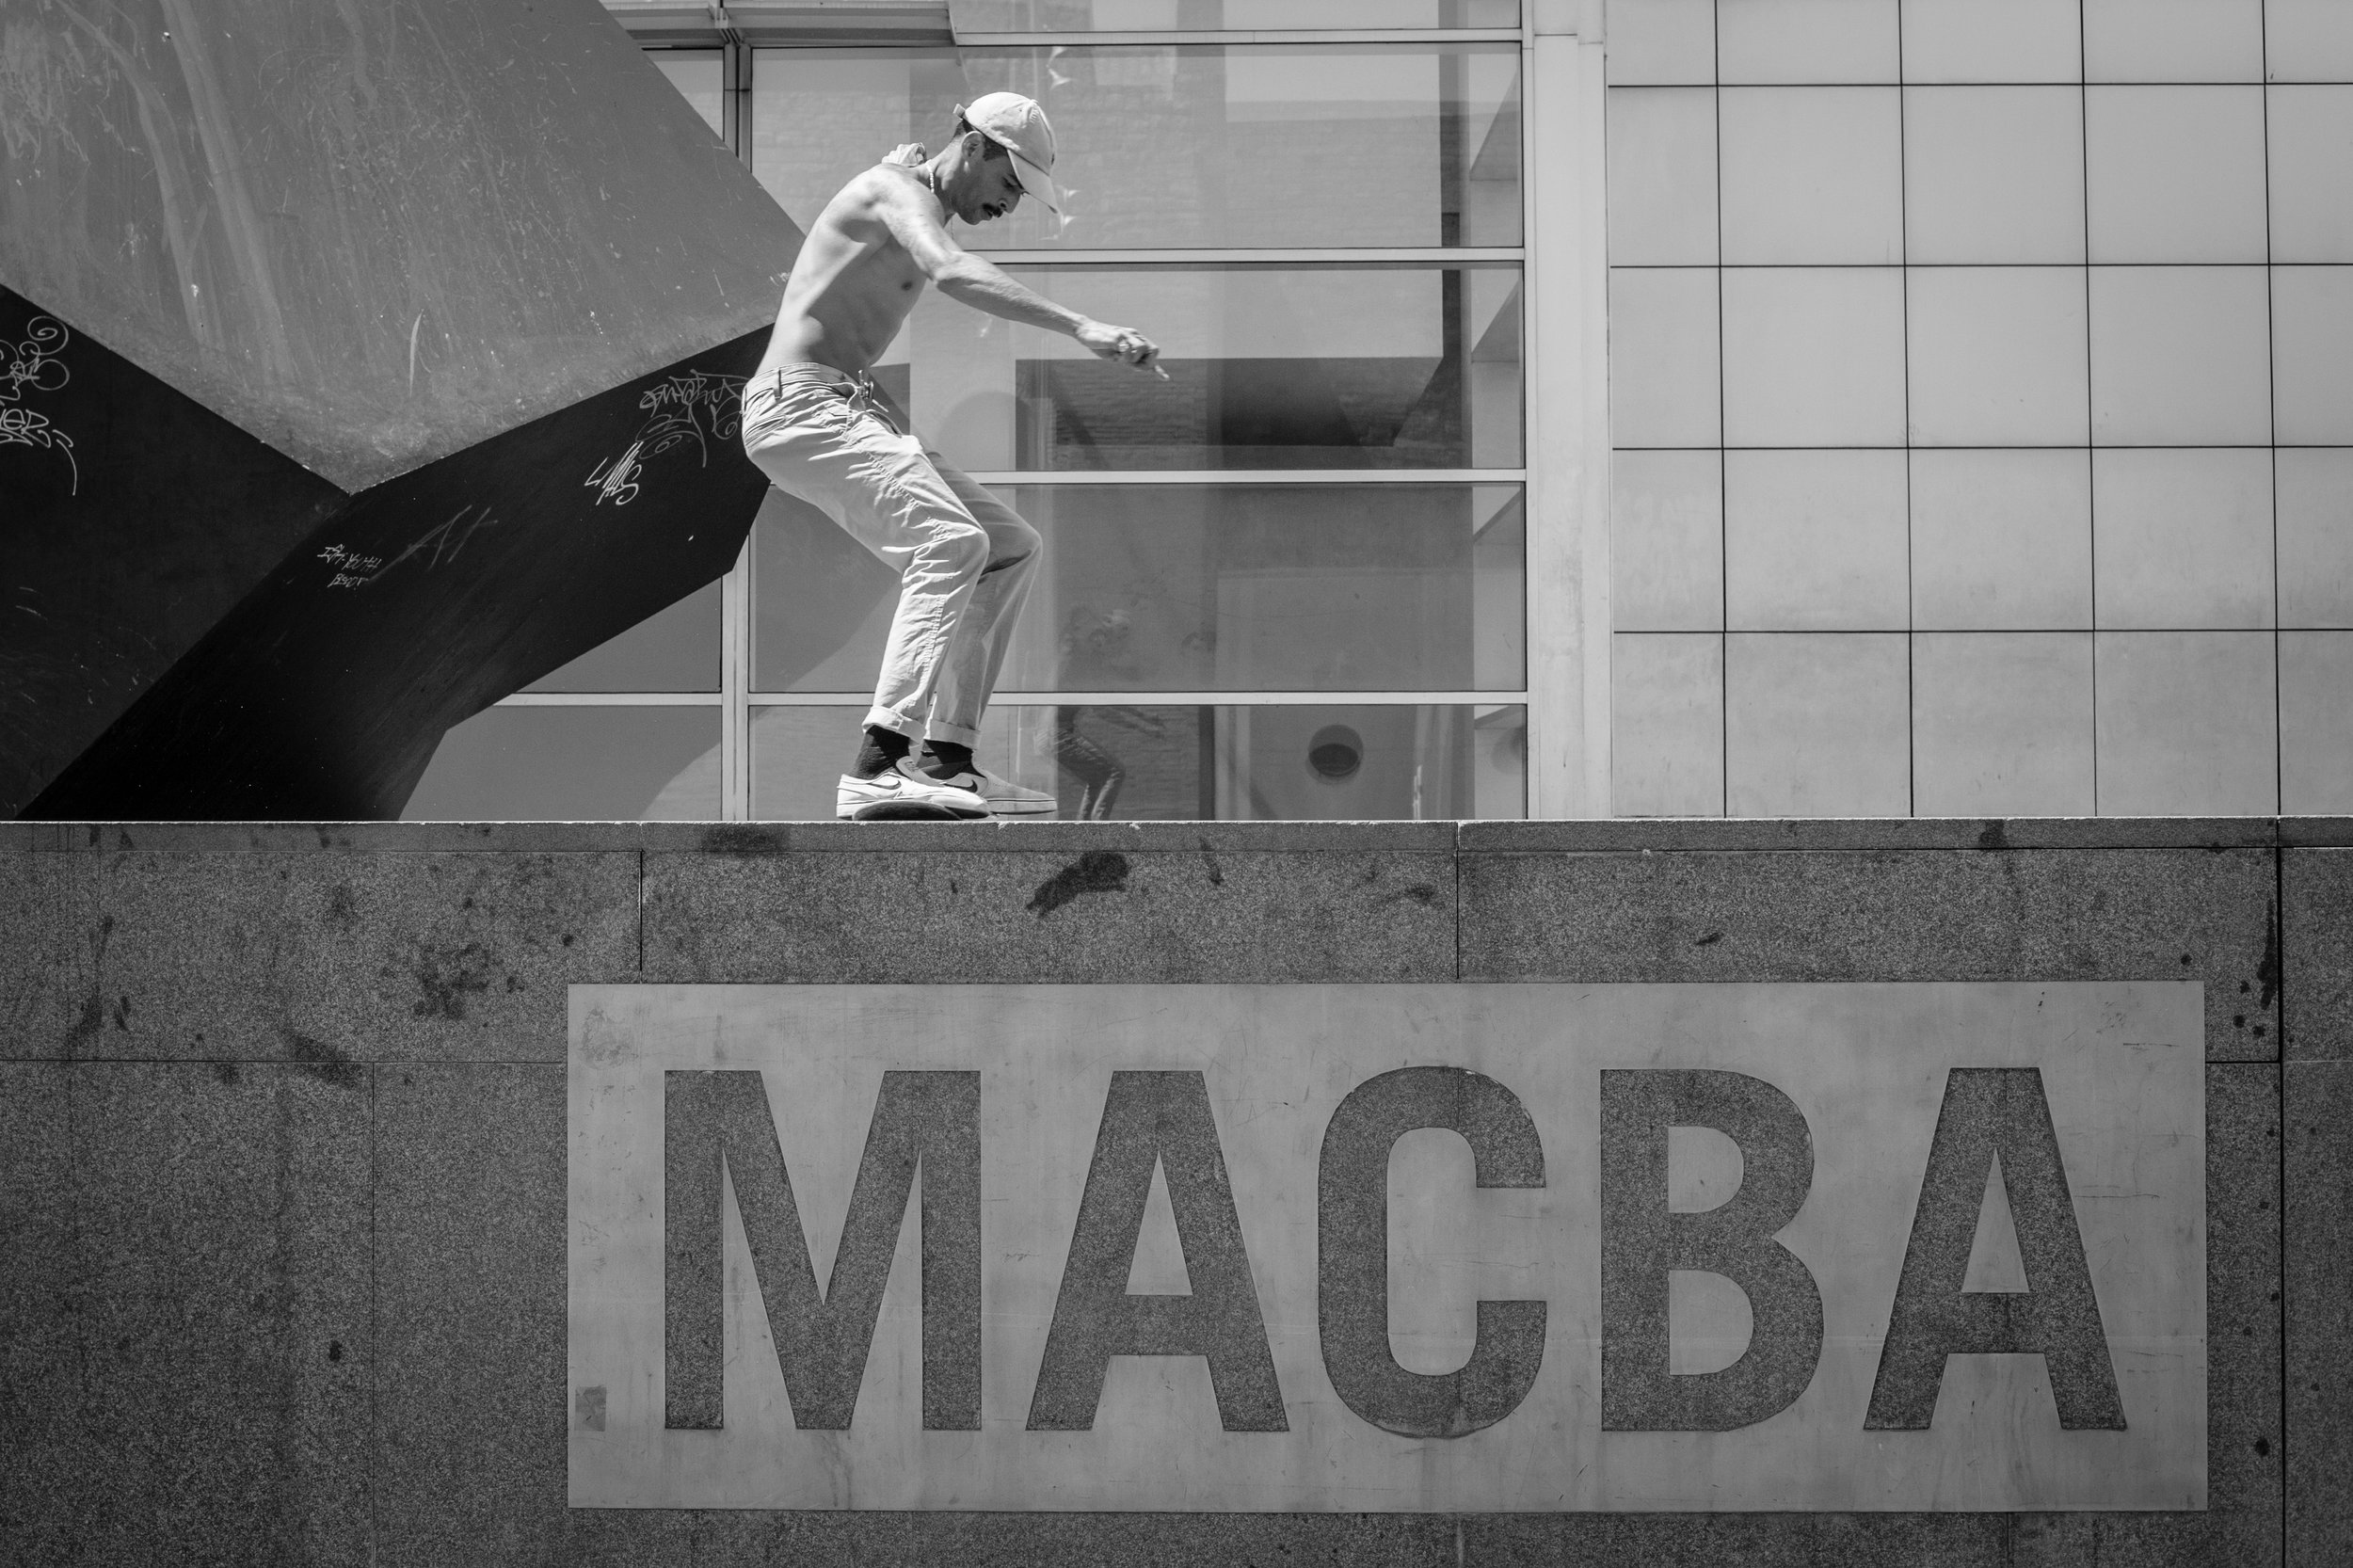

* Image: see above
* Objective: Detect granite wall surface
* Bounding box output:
[1,817,2344,1565]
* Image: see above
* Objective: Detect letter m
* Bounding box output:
[664,1069,980,1431]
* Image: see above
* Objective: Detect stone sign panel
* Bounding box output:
[567,983,2204,1512]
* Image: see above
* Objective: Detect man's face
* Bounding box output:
[949,133,1025,224]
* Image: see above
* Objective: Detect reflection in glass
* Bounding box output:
[403,706,721,820]
[751,44,1520,248]
[753,485,1524,693]
[899,267,1520,472]
[649,51,727,140]
[524,581,721,693]
[750,702,1524,820]
[948,1,1521,29]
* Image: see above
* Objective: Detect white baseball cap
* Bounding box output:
[957,92,1062,216]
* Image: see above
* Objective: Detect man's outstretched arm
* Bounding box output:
[876,176,1161,371]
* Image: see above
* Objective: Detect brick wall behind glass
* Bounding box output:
[1603,0,2353,817]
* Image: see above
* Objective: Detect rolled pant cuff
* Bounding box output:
[864,706,921,739]
[922,720,982,748]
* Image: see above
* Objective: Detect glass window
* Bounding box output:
[649,50,727,139]
[428,27,1538,824]
[888,265,1521,472]
[751,44,1521,248]
[754,484,1524,693]
[403,707,723,821]
[947,1,1523,31]
[750,701,1524,820]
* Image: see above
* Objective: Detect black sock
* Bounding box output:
[920,741,974,776]
[850,726,912,779]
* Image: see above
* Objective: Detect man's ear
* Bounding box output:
[963,130,990,160]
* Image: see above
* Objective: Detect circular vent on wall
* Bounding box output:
[1306,725,1364,782]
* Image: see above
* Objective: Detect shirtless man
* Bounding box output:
[740,92,1162,821]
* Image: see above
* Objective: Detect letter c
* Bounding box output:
[1317,1066,1546,1438]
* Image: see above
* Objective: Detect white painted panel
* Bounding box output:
[2089,266,2274,447]
[2273,266,2353,446]
[1603,0,1715,85]
[1611,632,1724,814]
[570,983,2205,1512]
[1903,86,2086,266]
[1611,450,1723,632]
[2086,86,2270,264]
[2281,632,2353,814]
[2084,0,2265,83]
[1723,632,1910,815]
[1901,0,2083,84]
[1721,268,1907,448]
[1910,449,2094,631]
[2091,449,2277,631]
[1912,632,2097,817]
[1908,266,2090,448]
[2278,449,2353,628]
[2268,88,2353,264]
[1723,450,1910,631]
[1719,88,1904,266]
[2093,630,2280,815]
[1606,88,1718,266]
[1609,267,1721,447]
[2266,0,2353,82]
[1716,0,1898,86]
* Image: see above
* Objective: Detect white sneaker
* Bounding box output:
[924,763,1058,815]
[836,759,990,821]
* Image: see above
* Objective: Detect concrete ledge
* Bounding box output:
[10,816,2353,854]
[1462,817,2288,852]
[0,820,1462,855]
[0,819,2321,1562]
[641,842,1459,984]
[14,850,644,1064]
[1460,846,2281,1062]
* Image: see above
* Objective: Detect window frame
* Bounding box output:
[481,8,1594,823]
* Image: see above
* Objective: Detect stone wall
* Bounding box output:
[2,817,2345,1564]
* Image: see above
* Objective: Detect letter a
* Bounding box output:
[1865,1067,2124,1430]
[1026,1071,1286,1432]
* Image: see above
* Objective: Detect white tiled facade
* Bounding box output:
[1606,0,2353,816]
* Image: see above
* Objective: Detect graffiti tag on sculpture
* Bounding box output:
[2,314,78,495]
[584,370,747,506]
[567,983,2204,1512]
[316,505,499,590]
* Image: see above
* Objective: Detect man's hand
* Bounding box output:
[884,142,928,168]
[1077,319,1167,378]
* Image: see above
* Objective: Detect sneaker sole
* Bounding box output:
[983,797,1057,815]
[847,799,986,822]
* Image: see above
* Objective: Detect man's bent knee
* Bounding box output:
[917,519,991,581]
[987,518,1043,572]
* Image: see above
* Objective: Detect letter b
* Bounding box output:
[1600,1069,1823,1431]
